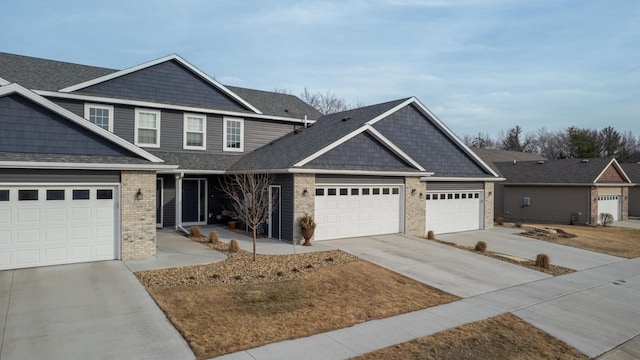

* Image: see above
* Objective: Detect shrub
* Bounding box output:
[427,230,435,240]
[599,213,614,227]
[189,226,202,238]
[515,222,523,228]
[535,254,550,269]
[229,239,240,253]
[475,241,487,253]
[208,231,219,244]
[496,217,504,225]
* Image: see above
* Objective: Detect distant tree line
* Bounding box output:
[463,125,640,162]
[274,87,365,115]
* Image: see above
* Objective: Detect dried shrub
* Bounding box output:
[475,241,487,253]
[599,213,614,227]
[229,239,240,253]
[189,226,202,238]
[208,231,219,244]
[515,222,523,228]
[427,230,435,240]
[535,254,550,269]
[496,217,504,225]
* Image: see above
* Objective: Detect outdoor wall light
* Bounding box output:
[302,188,309,197]
[135,188,143,201]
[411,188,417,196]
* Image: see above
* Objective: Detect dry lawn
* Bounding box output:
[522,224,640,258]
[138,250,458,359]
[355,313,588,360]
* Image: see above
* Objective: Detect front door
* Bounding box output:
[269,185,281,239]
[182,179,207,225]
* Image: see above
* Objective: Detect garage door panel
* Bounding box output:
[0,185,117,270]
[598,196,620,222]
[426,191,483,235]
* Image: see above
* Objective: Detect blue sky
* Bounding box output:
[1,0,638,139]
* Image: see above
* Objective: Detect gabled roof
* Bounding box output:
[226,86,322,120]
[471,148,546,175]
[620,162,640,183]
[494,157,632,185]
[149,151,241,172]
[0,83,171,168]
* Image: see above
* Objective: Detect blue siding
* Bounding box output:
[77,60,249,112]
[274,174,294,242]
[0,94,136,157]
[310,132,413,168]
[375,104,488,175]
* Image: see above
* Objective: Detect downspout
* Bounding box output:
[175,172,188,234]
[304,115,308,128]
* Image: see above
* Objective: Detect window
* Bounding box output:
[47,190,65,200]
[340,188,348,196]
[223,117,244,152]
[351,188,359,195]
[0,190,9,201]
[135,109,160,147]
[426,194,431,200]
[328,188,337,196]
[73,190,90,200]
[19,190,38,201]
[183,113,206,150]
[474,193,480,199]
[392,188,399,195]
[447,194,453,199]
[455,193,460,199]
[439,194,446,199]
[372,188,380,195]
[382,188,390,195]
[84,104,114,132]
[97,189,113,200]
[315,188,324,196]
[362,188,370,195]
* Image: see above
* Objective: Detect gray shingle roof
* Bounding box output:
[0,52,316,119]
[149,151,242,171]
[621,163,640,183]
[231,98,410,171]
[471,148,546,175]
[494,157,621,184]
[0,152,153,165]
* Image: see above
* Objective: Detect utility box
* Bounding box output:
[523,197,531,207]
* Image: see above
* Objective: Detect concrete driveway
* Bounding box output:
[0,261,194,360]
[438,227,624,270]
[323,234,549,298]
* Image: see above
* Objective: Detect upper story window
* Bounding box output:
[223,117,244,152]
[135,108,161,148]
[183,113,206,150]
[84,103,114,132]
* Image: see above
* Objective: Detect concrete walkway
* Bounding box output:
[0,261,194,360]
[323,234,549,298]
[217,258,640,360]
[438,227,624,270]
[614,219,640,229]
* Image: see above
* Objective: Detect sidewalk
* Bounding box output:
[215,258,640,360]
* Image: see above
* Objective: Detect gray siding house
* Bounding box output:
[621,163,640,217]
[0,51,501,270]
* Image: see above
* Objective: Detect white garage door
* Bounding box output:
[598,195,620,222]
[314,185,402,241]
[426,191,483,234]
[0,185,118,270]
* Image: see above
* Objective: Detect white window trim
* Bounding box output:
[134,108,161,148]
[183,113,207,150]
[84,103,114,132]
[223,117,244,152]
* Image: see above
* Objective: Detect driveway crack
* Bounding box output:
[0,270,15,358]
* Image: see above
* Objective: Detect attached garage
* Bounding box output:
[425,182,484,235]
[0,185,118,270]
[598,195,621,221]
[313,178,404,241]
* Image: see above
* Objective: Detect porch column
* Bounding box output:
[175,173,183,230]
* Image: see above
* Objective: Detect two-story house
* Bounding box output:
[0,51,501,270]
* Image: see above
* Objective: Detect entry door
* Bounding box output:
[269,186,281,239]
[182,179,207,225]
[156,178,163,228]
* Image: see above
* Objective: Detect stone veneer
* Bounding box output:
[405,177,425,236]
[292,173,315,245]
[589,186,598,225]
[120,170,157,260]
[622,187,629,221]
[484,181,495,230]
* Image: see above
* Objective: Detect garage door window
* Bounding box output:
[46,190,65,200]
[73,190,90,200]
[0,190,8,201]
[18,190,38,201]
[97,189,113,200]
[328,188,337,196]
[362,188,370,195]
[340,188,348,195]
[316,189,324,196]
[351,188,359,195]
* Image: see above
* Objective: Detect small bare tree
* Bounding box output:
[219,173,276,261]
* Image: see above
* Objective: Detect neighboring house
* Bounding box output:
[492,158,633,225]
[0,51,500,270]
[471,148,546,220]
[620,163,640,217]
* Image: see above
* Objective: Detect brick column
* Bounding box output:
[120,170,157,260]
[622,187,629,221]
[589,186,598,225]
[484,182,495,230]
[405,177,425,236]
[293,173,315,244]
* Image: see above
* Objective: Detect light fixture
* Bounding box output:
[302,188,309,197]
[411,189,417,196]
[135,188,143,201]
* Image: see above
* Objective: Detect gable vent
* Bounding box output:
[538,160,545,164]
[581,159,590,163]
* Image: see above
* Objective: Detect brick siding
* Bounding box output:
[120,170,157,260]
